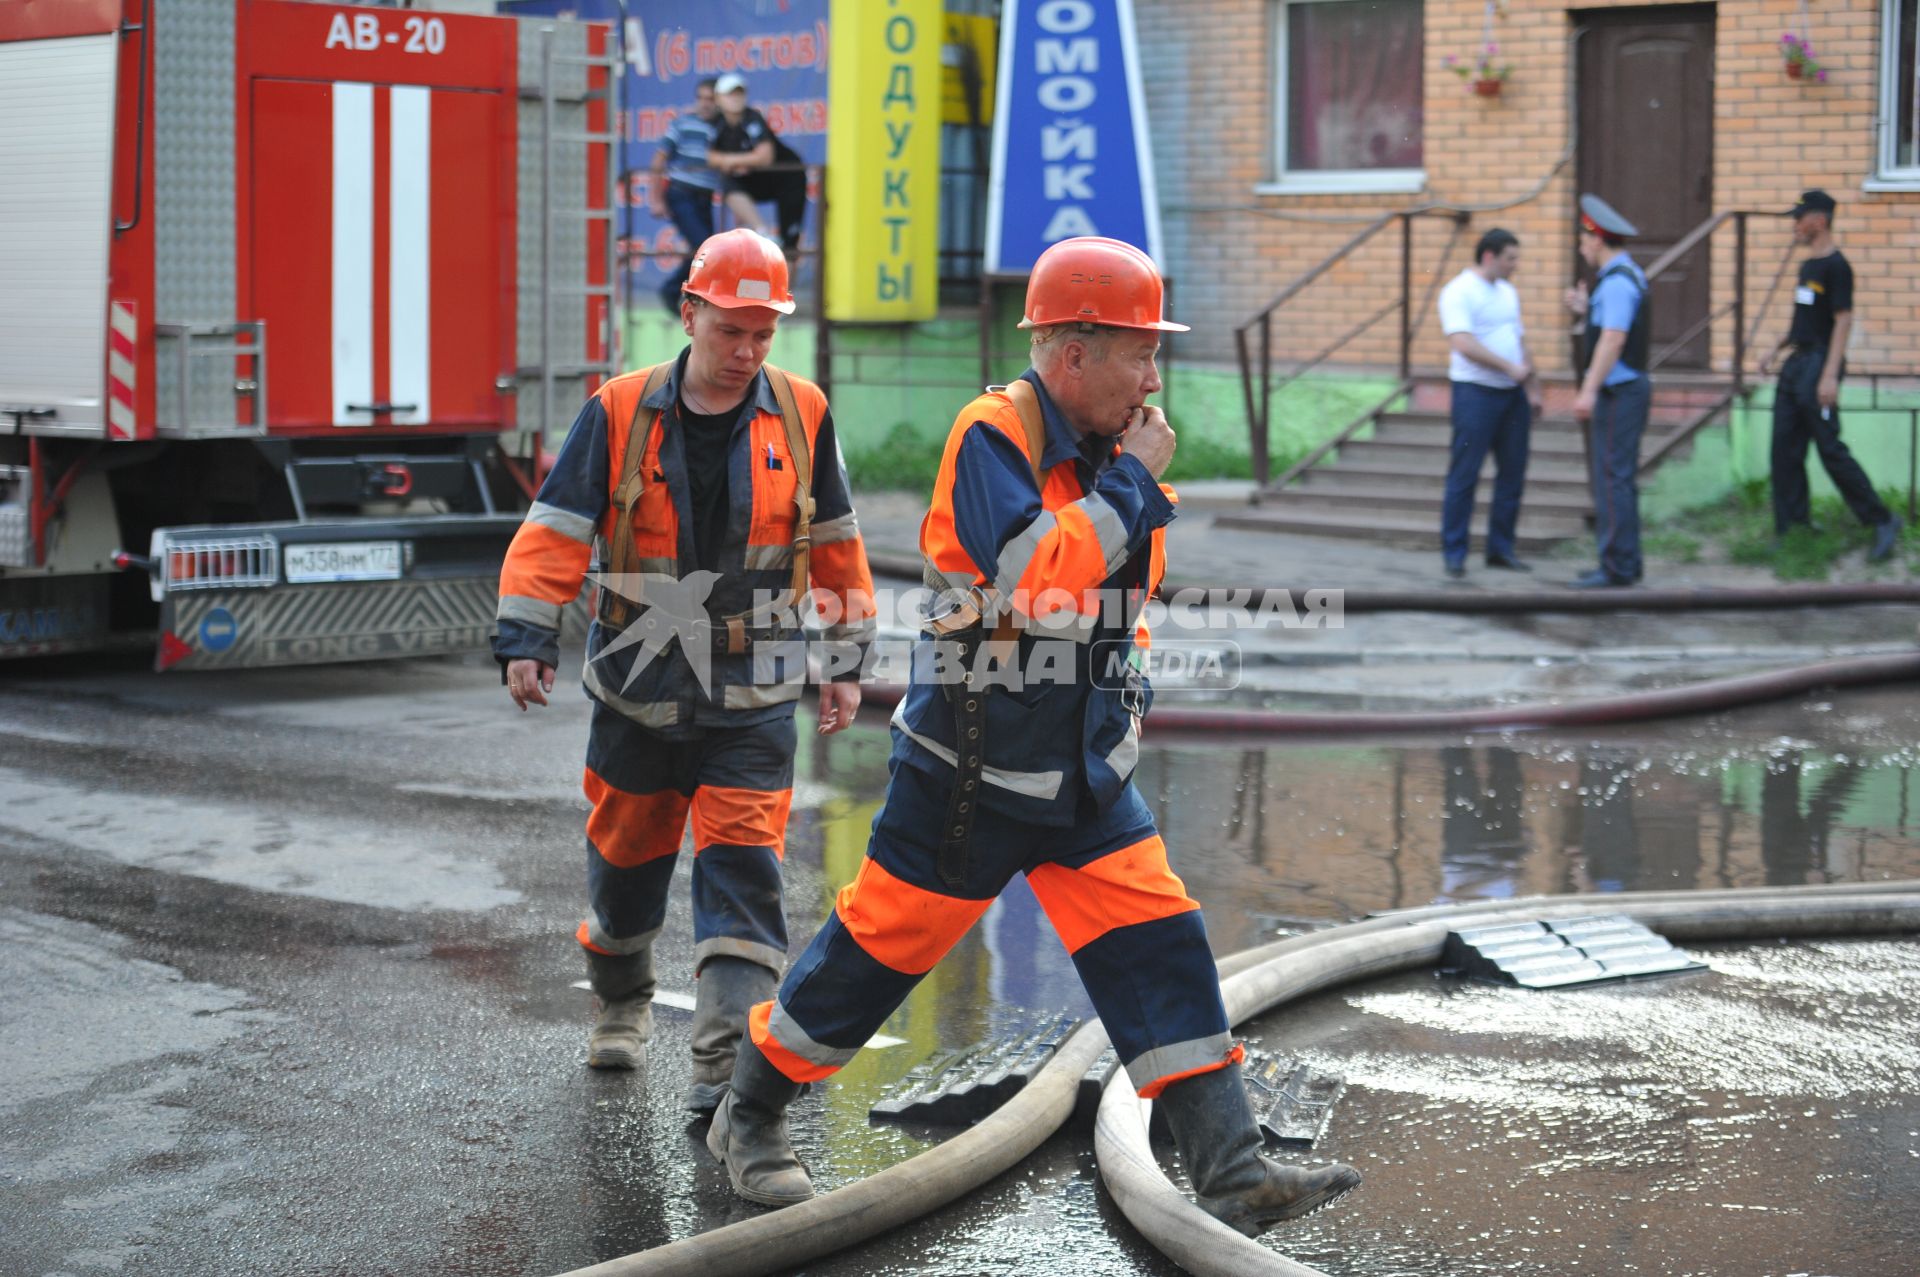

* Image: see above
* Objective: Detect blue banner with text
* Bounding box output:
[985,0,1163,275]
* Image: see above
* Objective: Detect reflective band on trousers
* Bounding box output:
[1125,1031,1238,1093]
[580,917,660,956]
[767,997,862,1072]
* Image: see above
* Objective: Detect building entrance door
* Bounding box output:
[1577,6,1715,369]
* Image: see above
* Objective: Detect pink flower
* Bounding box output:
[1442,55,1457,66]
[1486,42,1499,54]
[1816,68,1828,81]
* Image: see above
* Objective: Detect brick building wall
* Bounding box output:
[1137,0,1920,375]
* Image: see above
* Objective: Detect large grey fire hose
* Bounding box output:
[852,650,1920,735]
[1096,885,1920,1277]
[554,882,1919,1277]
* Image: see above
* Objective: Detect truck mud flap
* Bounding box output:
[0,574,114,660]
[158,576,501,671]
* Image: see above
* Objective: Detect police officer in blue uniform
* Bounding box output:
[1564,194,1651,588]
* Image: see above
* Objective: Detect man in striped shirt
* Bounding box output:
[649,79,723,313]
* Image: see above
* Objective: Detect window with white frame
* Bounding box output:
[1266,0,1425,194]
[1881,0,1920,181]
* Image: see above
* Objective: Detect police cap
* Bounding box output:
[1578,194,1638,242]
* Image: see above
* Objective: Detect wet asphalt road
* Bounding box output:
[2,651,1918,1277]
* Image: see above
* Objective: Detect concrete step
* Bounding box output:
[1289,459,1593,495]
[1368,423,1592,457]
[1266,484,1593,520]
[1333,430,1687,470]
[1215,506,1586,553]
[1403,377,1732,415]
[1374,408,1697,433]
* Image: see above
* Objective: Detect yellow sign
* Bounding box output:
[826,0,941,322]
[941,11,996,126]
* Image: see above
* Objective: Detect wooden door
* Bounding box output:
[1577,7,1715,369]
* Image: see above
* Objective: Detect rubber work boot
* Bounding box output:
[685,956,777,1113]
[584,948,655,1070]
[1156,1061,1362,1237]
[706,1036,814,1207]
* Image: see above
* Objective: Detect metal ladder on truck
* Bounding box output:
[524,20,622,453]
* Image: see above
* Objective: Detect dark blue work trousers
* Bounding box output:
[1770,349,1890,534]
[658,180,718,313]
[1440,381,1531,564]
[1588,376,1651,584]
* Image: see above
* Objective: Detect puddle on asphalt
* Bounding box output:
[753,689,1920,1275]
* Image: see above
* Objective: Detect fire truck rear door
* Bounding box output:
[244,5,515,434]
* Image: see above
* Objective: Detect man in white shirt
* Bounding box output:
[1436,229,1543,577]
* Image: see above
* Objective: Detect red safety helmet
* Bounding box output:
[683,228,796,314]
[1018,236,1188,332]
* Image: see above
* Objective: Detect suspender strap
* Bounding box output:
[601,362,673,630]
[763,366,814,624]
[1001,377,1047,492]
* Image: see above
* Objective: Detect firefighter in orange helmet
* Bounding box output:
[706,237,1362,1233]
[494,228,875,1112]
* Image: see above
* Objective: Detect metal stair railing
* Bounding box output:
[1634,210,1793,475]
[1234,210,1471,489]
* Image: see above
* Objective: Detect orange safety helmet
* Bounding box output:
[1017,236,1188,332]
[683,228,796,314]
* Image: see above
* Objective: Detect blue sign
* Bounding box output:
[502,0,828,296]
[199,607,238,654]
[985,0,1164,275]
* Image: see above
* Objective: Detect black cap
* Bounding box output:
[1789,189,1836,218]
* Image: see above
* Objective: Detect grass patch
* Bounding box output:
[1641,529,1702,564]
[847,422,947,492]
[1669,479,1915,581]
[848,420,1294,491]
[1164,434,1268,483]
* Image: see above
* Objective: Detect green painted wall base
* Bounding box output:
[1644,383,1920,521]
[621,307,1393,488]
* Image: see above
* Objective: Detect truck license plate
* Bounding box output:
[283,541,402,584]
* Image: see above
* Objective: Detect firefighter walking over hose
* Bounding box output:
[493,229,876,1113]
[706,237,1363,1235]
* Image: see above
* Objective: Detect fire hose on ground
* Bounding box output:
[553,556,1920,1274]
[555,881,1920,1277]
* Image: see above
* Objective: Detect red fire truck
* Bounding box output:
[0,0,614,669]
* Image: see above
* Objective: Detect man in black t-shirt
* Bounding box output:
[710,74,808,252]
[1758,189,1900,560]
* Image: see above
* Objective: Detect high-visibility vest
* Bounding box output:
[496,354,875,732]
[896,370,1174,825]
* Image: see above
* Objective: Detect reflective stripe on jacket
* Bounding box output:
[894,369,1175,825]
[494,350,876,733]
